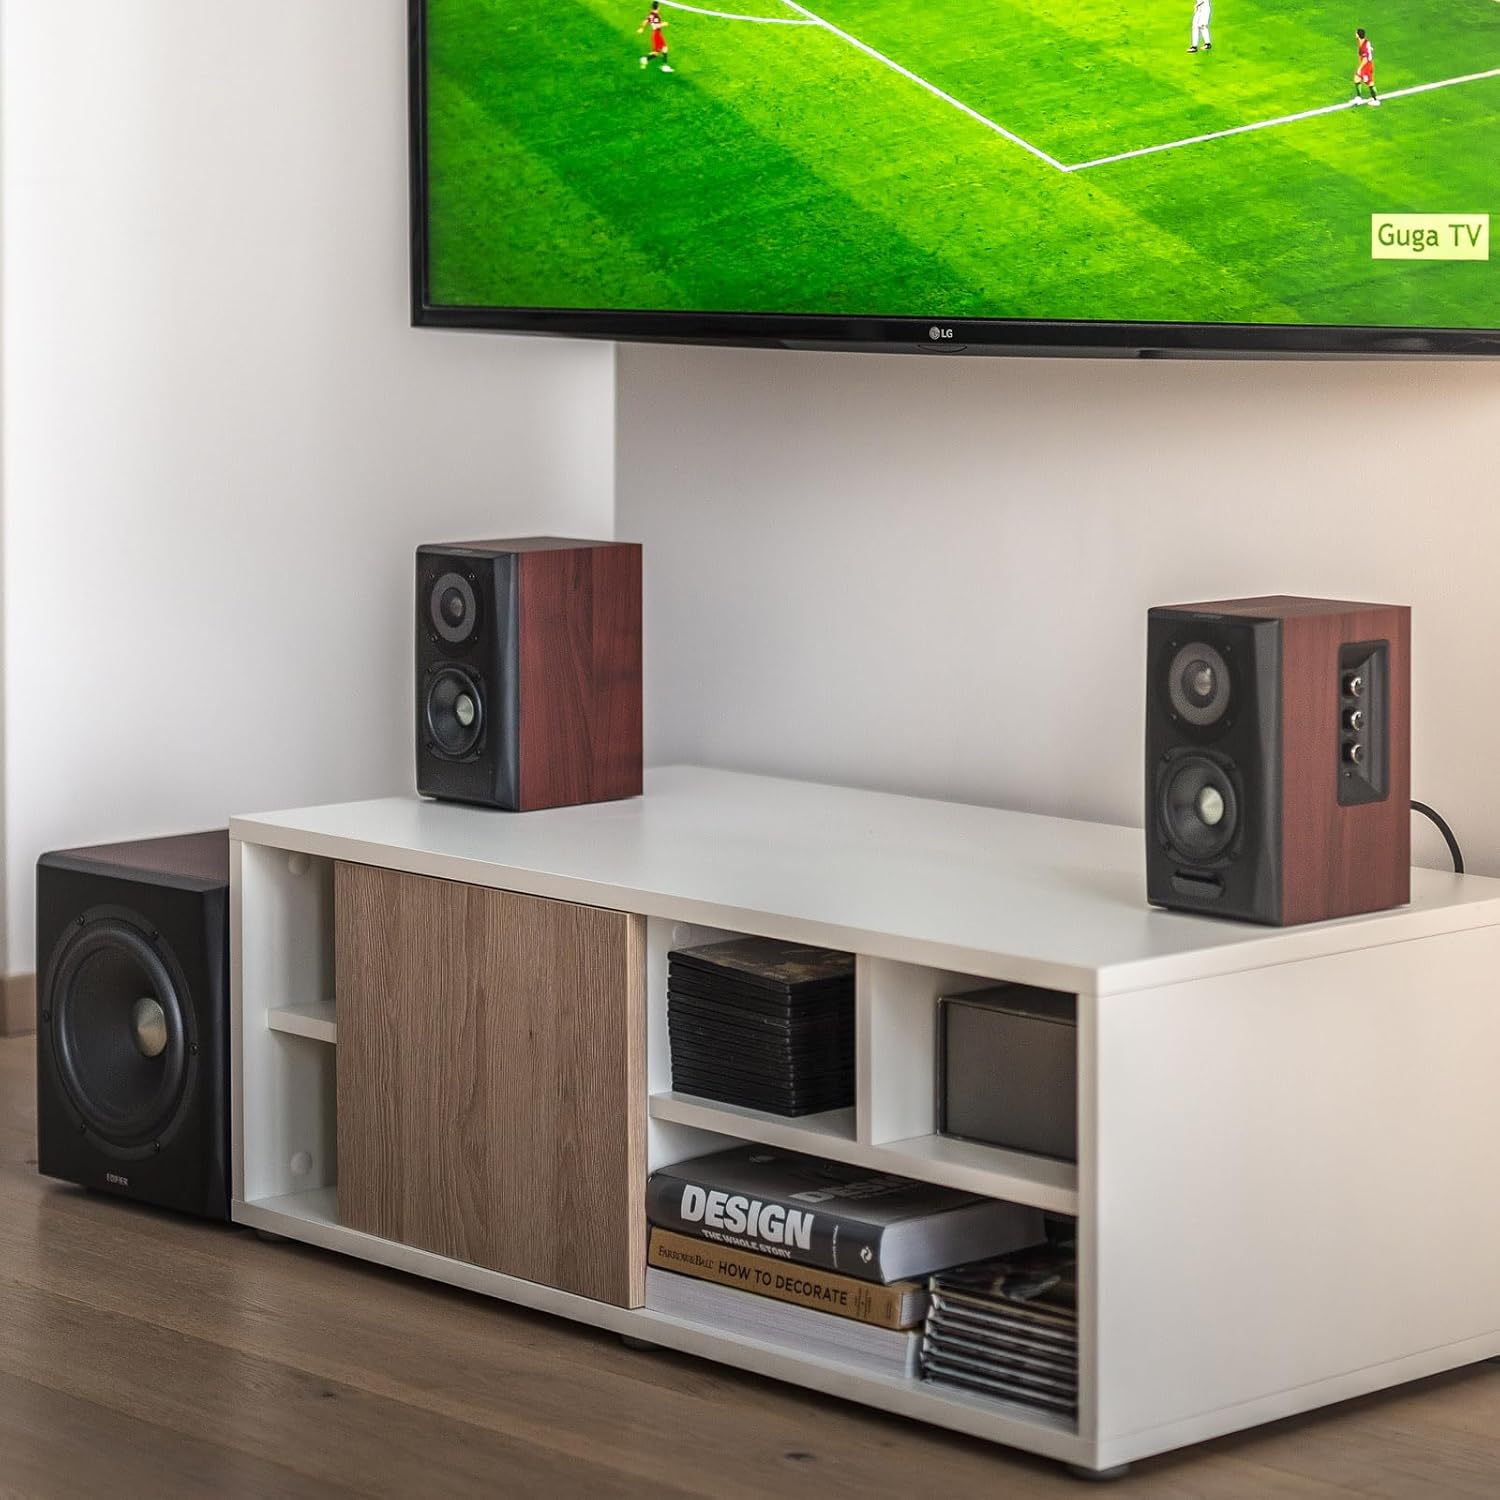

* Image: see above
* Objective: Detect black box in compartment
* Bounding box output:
[938,987,1077,1162]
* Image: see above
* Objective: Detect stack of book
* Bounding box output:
[919,1239,1078,1418]
[646,1230,927,1376]
[667,937,855,1116]
[644,1145,1047,1378]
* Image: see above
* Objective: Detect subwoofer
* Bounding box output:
[1146,597,1410,925]
[36,832,230,1218]
[416,537,643,810]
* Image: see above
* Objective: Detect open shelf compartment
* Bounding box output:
[647,924,1079,1215]
[233,838,338,1207]
[647,1091,1076,1215]
[643,919,1085,1439]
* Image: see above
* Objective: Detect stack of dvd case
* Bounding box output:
[667,937,855,1116]
[919,1240,1078,1418]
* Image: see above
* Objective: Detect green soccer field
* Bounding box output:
[424,0,1500,327]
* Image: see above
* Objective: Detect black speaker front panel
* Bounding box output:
[36,861,229,1219]
[1146,610,1283,922]
[415,547,520,808]
[49,909,193,1154]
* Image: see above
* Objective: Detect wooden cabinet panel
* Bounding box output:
[334,862,645,1307]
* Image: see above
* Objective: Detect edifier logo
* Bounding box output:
[106,1172,129,1186]
[928,326,955,341]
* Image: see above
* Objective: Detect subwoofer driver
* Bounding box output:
[43,908,196,1159]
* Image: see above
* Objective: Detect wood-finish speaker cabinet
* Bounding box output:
[1146,596,1410,926]
[416,537,643,811]
[334,862,646,1306]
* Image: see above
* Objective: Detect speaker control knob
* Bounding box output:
[1344,741,1366,767]
[1344,673,1365,699]
[1344,708,1365,733]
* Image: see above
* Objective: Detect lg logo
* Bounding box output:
[928,326,955,341]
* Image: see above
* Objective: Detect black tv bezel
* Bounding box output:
[408,0,1500,360]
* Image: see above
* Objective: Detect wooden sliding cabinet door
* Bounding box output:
[335,862,646,1307]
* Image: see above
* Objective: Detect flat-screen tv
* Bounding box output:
[410,0,1500,357]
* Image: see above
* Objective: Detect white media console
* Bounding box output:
[231,766,1500,1475]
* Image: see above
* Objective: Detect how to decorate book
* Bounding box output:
[648,1227,929,1330]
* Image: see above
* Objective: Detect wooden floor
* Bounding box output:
[4,1035,1500,1499]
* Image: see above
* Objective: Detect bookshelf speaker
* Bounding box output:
[416,537,643,811]
[1145,596,1410,925]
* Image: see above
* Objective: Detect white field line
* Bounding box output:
[659,1,815,22]
[1065,98,1360,170]
[1378,65,1500,102]
[1065,66,1500,171]
[778,0,1069,170]
[760,2,1500,178]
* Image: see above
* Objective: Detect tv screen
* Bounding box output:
[411,0,1500,356]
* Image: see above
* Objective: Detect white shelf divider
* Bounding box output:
[649,1091,1077,1215]
[857,956,997,1146]
[266,1001,337,1045]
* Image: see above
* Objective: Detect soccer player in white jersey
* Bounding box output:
[1189,0,1212,53]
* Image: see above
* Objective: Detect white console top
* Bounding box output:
[231,765,1500,996]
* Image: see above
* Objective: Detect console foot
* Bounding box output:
[620,1334,661,1353]
[1066,1463,1132,1482]
[254,1228,288,1244]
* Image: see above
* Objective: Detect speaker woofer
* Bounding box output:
[429,571,478,646]
[1159,753,1240,864]
[47,915,191,1155]
[425,666,485,759]
[1167,642,1231,728]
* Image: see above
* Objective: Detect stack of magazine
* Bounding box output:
[666,938,855,1116]
[919,1238,1078,1418]
[644,1144,1045,1378]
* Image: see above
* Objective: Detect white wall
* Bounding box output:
[5,5,1494,980]
[0,0,9,980]
[0,2,614,971]
[618,343,1500,874]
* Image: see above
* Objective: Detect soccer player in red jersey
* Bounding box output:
[639,6,673,72]
[1353,28,1380,106]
